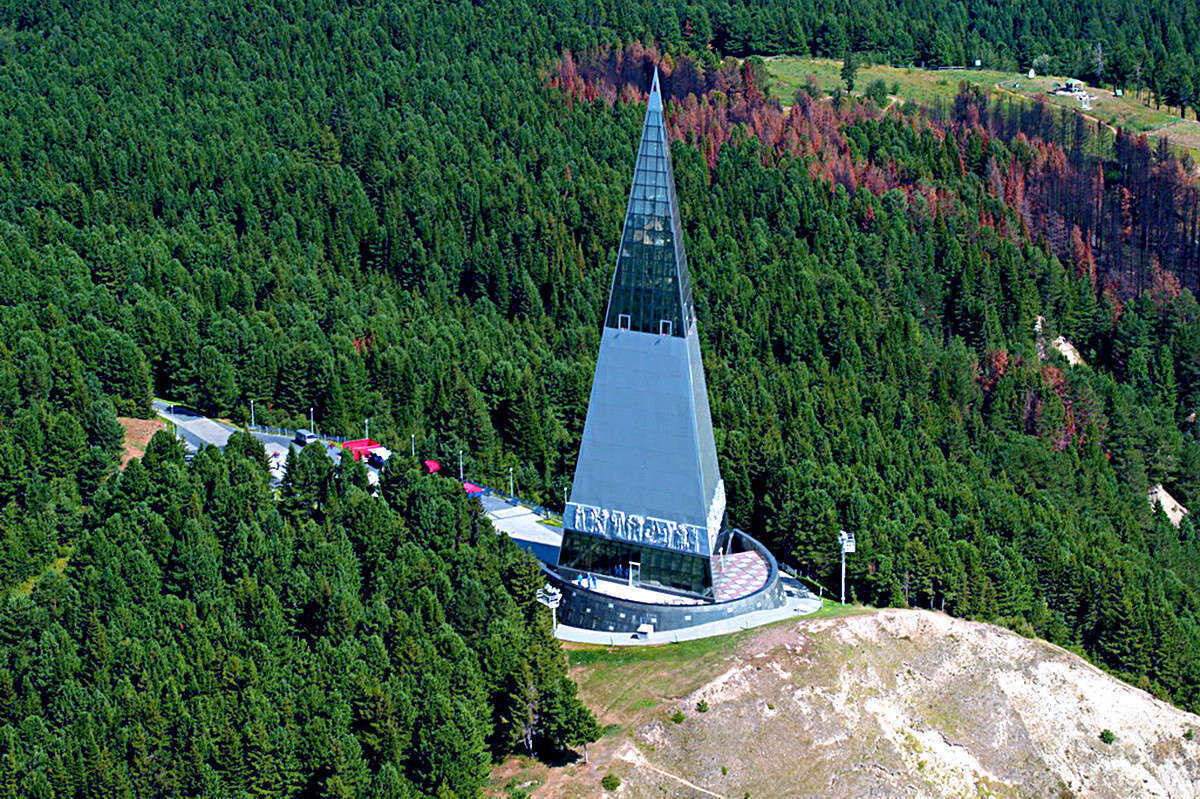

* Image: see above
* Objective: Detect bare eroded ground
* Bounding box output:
[118,416,165,467]
[500,609,1200,798]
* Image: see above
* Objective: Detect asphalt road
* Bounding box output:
[152,400,379,484]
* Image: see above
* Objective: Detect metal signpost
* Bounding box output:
[838,529,856,604]
[535,584,562,633]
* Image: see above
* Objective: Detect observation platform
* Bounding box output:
[480,493,773,605]
[477,490,813,637]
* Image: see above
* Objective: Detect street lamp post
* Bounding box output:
[250,399,255,429]
[309,407,314,432]
[508,466,514,497]
[536,584,562,633]
[838,529,856,605]
[458,450,463,481]
[365,417,370,440]
[410,433,415,458]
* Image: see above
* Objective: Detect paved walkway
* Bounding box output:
[155,401,236,449]
[480,493,564,562]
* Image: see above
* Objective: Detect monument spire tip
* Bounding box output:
[648,65,663,111]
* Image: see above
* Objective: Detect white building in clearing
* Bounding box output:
[1149,484,1190,528]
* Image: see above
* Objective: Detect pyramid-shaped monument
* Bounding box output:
[559,69,726,598]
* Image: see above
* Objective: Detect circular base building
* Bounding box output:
[544,529,787,633]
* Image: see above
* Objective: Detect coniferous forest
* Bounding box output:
[4,0,1200,795]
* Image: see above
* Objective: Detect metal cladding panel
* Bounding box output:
[568,326,723,556]
[687,324,721,517]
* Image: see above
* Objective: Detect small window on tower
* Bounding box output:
[659,319,673,336]
[618,313,631,330]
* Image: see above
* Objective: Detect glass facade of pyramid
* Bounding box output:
[605,82,694,337]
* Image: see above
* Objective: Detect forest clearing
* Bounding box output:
[763,56,1200,157]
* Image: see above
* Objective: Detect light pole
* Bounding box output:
[536,584,562,633]
[458,450,463,481]
[838,529,856,605]
[309,407,314,431]
[250,399,255,429]
[410,433,415,458]
[365,417,370,440]
[508,466,514,497]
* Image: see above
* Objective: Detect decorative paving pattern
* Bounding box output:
[712,550,768,602]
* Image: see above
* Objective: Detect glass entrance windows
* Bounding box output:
[558,529,713,597]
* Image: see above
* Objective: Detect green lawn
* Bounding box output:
[764,56,1012,107]
[565,600,872,720]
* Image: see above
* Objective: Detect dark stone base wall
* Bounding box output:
[543,531,786,633]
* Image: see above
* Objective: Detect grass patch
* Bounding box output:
[566,627,750,730]
[12,553,71,599]
[803,600,873,621]
[763,56,1011,107]
[566,602,877,735]
[503,775,543,799]
[566,629,737,666]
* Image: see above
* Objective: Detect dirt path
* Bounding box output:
[616,743,726,798]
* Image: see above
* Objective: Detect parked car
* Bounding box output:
[367,446,392,469]
[293,428,319,446]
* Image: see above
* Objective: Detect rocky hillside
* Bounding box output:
[505,609,1200,798]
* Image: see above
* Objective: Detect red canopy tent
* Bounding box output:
[423,459,441,474]
[462,481,483,494]
[342,439,380,462]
